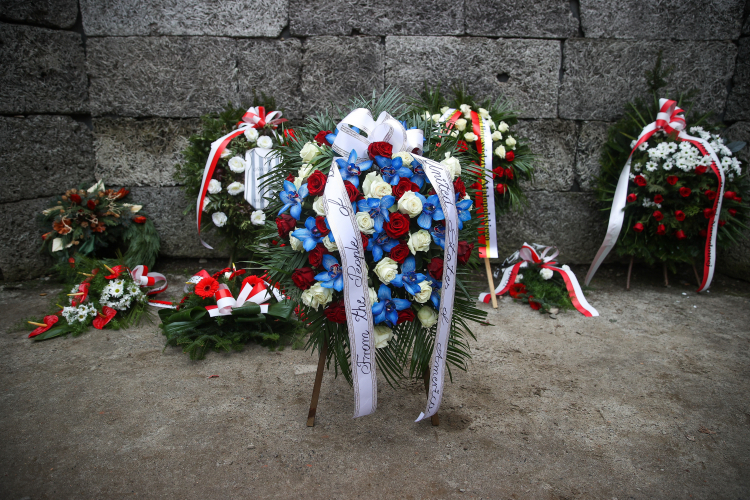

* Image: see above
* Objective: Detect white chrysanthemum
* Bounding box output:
[228,156,246,173]
[250,210,265,226]
[212,212,228,227]
[227,181,244,196]
[207,179,222,194]
[109,279,125,298]
[257,136,273,149]
[638,142,649,151]
[662,161,673,171]
[244,128,259,142]
[645,161,658,172]
[630,139,638,149]
[540,268,554,280]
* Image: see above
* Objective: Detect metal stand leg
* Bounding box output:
[626,256,634,291]
[663,261,669,287]
[693,264,701,287]
[306,338,328,427]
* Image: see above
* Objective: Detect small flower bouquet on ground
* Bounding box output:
[40,181,160,268]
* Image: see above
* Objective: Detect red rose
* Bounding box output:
[496,183,507,195]
[469,182,481,190]
[361,233,369,250]
[308,243,329,268]
[453,177,467,199]
[729,208,737,217]
[675,230,687,240]
[292,267,316,290]
[509,283,526,299]
[695,165,708,175]
[736,197,743,203]
[315,216,330,236]
[653,194,664,204]
[653,210,663,221]
[285,173,295,182]
[657,224,666,235]
[528,296,542,310]
[679,187,692,197]
[275,214,296,239]
[457,241,474,265]
[666,176,678,186]
[314,130,331,146]
[385,212,410,239]
[493,167,505,179]
[389,242,410,264]
[427,257,444,280]
[324,300,347,324]
[87,199,98,210]
[634,175,647,187]
[633,222,645,233]
[675,210,686,221]
[704,190,716,200]
[284,128,296,144]
[724,191,736,200]
[505,151,515,162]
[344,180,363,203]
[393,177,416,199]
[368,141,393,160]
[70,193,81,204]
[703,208,715,219]
[456,140,468,153]
[699,229,708,237]
[627,193,637,203]
[719,220,726,227]
[505,167,514,180]
[307,170,327,196]
[133,216,147,224]
[396,308,415,325]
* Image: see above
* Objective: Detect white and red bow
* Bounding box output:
[205,276,281,317]
[240,106,287,129]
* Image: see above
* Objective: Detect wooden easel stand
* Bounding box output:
[484,256,498,309]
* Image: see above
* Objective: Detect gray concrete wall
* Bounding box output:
[1,0,748,280]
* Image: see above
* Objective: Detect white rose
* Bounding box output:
[362,171,381,197]
[228,156,246,173]
[373,325,394,349]
[257,136,273,149]
[299,141,320,162]
[355,211,376,235]
[201,197,210,212]
[464,132,477,142]
[220,148,232,159]
[459,104,472,115]
[398,191,423,218]
[244,128,259,142]
[561,264,571,272]
[250,210,265,226]
[301,282,332,311]
[374,257,398,284]
[369,287,379,305]
[369,179,393,199]
[455,118,467,131]
[451,130,459,138]
[440,106,450,114]
[495,145,506,159]
[505,136,516,148]
[441,153,461,179]
[487,119,496,130]
[431,113,442,123]
[322,234,338,252]
[207,179,222,194]
[407,230,431,254]
[497,121,509,133]
[227,181,244,196]
[478,108,490,119]
[412,281,432,303]
[392,152,413,165]
[289,234,305,252]
[491,131,503,142]
[540,268,554,280]
[417,306,438,328]
[212,212,227,227]
[297,163,314,182]
[313,196,326,216]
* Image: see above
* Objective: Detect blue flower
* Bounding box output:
[426,277,441,309]
[456,199,473,230]
[375,156,413,186]
[313,254,344,292]
[367,231,399,262]
[336,149,373,188]
[325,126,360,146]
[372,284,412,326]
[417,194,445,230]
[278,180,308,220]
[430,224,446,249]
[357,196,395,233]
[410,162,429,188]
[291,217,326,252]
[389,256,428,296]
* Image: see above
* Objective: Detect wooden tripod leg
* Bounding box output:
[422,369,439,426]
[692,264,701,287]
[484,256,498,309]
[663,262,669,287]
[626,256,634,291]
[306,338,328,427]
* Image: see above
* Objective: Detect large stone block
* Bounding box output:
[129,187,228,258]
[80,0,287,37]
[0,0,78,28]
[723,121,750,164]
[93,118,200,188]
[465,0,579,38]
[0,197,53,281]
[0,23,87,114]
[513,119,577,192]
[301,36,384,117]
[580,0,744,40]
[289,0,463,36]
[87,37,239,118]
[495,191,606,264]
[0,116,95,204]
[575,121,612,192]
[236,39,303,119]
[385,37,561,119]
[559,39,736,121]
[725,38,750,122]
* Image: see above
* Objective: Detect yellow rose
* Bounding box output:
[374,257,398,284]
[397,191,423,218]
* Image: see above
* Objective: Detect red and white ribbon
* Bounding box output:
[240,106,287,129]
[584,98,724,292]
[480,243,599,317]
[130,264,172,308]
[205,276,276,317]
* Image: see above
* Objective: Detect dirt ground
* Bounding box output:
[1,261,749,500]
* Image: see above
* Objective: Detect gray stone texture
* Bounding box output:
[80,0,287,37]
[495,191,606,264]
[723,121,750,164]
[93,118,200,188]
[559,39,737,121]
[580,0,744,40]
[129,187,228,258]
[719,120,750,280]
[302,36,384,116]
[0,23,87,114]
[513,119,577,192]
[0,0,78,28]
[87,36,239,118]
[0,197,53,281]
[725,38,750,121]
[386,37,561,119]
[290,0,464,36]
[465,0,579,38]
[0,116,95,204]
[575,121,612,192]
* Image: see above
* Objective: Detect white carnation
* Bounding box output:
[257,136,273,149]
[227,181,244,196]
[244,128,259,142]
[374,257,398,284]
[228,156,246,173]
[212,212,228,227]
[250,210,265,226]
[207,179,222,194]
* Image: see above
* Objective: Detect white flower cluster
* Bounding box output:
[62,303,97,324]
[101,279,145,311]
[641,198,662,209]
[437,104,514,160]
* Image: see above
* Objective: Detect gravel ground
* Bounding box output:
[0,262,749,499]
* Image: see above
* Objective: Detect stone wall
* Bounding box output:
[1,0,748,280]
